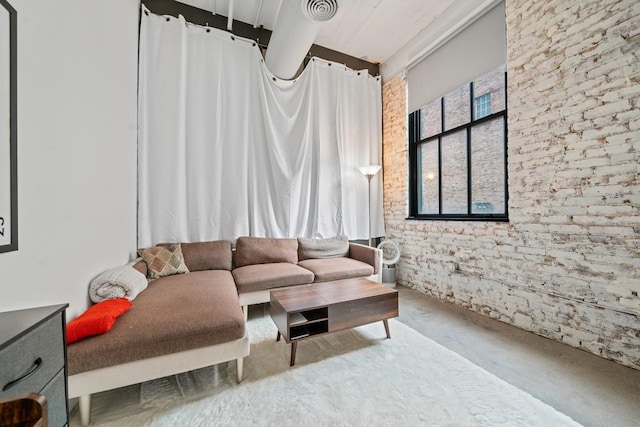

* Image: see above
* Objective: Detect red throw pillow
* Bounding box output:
[66,298,132,344]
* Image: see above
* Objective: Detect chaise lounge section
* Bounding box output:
[67,240,249,427]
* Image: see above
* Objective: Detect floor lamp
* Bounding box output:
[358,165,382,247]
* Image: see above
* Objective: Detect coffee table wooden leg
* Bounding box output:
[383,319,391,339]
[290,342,297,366]
[276,330,281,342]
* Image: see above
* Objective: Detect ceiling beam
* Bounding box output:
[142,0,379,77]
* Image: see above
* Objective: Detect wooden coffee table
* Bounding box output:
[269,277,399,366]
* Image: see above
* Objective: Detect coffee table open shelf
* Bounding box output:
[288,308,329,340]
[270,278,398,366]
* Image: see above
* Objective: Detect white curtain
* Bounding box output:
[138,7,383,247]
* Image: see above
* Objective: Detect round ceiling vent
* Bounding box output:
[301,0,339,22]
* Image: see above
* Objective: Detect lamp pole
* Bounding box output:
[366,173,373,247]
[358,165,382,247]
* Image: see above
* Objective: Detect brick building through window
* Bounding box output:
[408,65,507,220]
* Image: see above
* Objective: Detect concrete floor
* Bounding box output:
[395,285,640,427]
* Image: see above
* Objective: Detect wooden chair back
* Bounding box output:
[0,393,47,427]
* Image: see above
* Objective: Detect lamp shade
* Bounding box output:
[358,165,382,177]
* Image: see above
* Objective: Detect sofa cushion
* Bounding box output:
[179,240,233,271]
[298,235,349,260]
[67,270,245,375]
[232,263,314,294]
[298,257,374,282]
[234,237,298,267]
[138,244,189,279]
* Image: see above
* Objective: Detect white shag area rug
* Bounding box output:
[72,315,581,427]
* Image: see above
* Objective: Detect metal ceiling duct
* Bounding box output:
[265,0,339,80]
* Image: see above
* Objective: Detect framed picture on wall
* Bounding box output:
[0,0,17,253]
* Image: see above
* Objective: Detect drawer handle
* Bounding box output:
[2,357,43,392]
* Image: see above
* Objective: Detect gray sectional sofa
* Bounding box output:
[66,236,381,426]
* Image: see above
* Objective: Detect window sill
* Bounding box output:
[405,216,509,222]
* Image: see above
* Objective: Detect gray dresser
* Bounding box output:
[0,304,69,427]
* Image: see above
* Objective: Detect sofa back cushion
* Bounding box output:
[162,240,232,271]
[132,260,148,276]
[234,237,298,267]
[298,235,349,260]
[182,240,233,271]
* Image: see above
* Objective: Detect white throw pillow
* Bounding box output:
[298,235,349,260]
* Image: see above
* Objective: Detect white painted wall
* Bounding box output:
[0,0,139,319]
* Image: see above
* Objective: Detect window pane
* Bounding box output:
[441,131,467,214]
[473,65,506,119]
[471,117,505,214]
[474,93,491,119]
[419,98,441,140]
[443,85,470,131]
[418,140,439,214]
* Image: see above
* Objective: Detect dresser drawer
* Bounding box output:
[0,313,64,399]
[41,369,67,427]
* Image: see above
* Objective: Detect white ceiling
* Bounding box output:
[174,0,469,64]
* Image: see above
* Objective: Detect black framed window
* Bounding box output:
[408,65,508,221]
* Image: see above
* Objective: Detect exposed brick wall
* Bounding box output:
[382,0,640,369]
